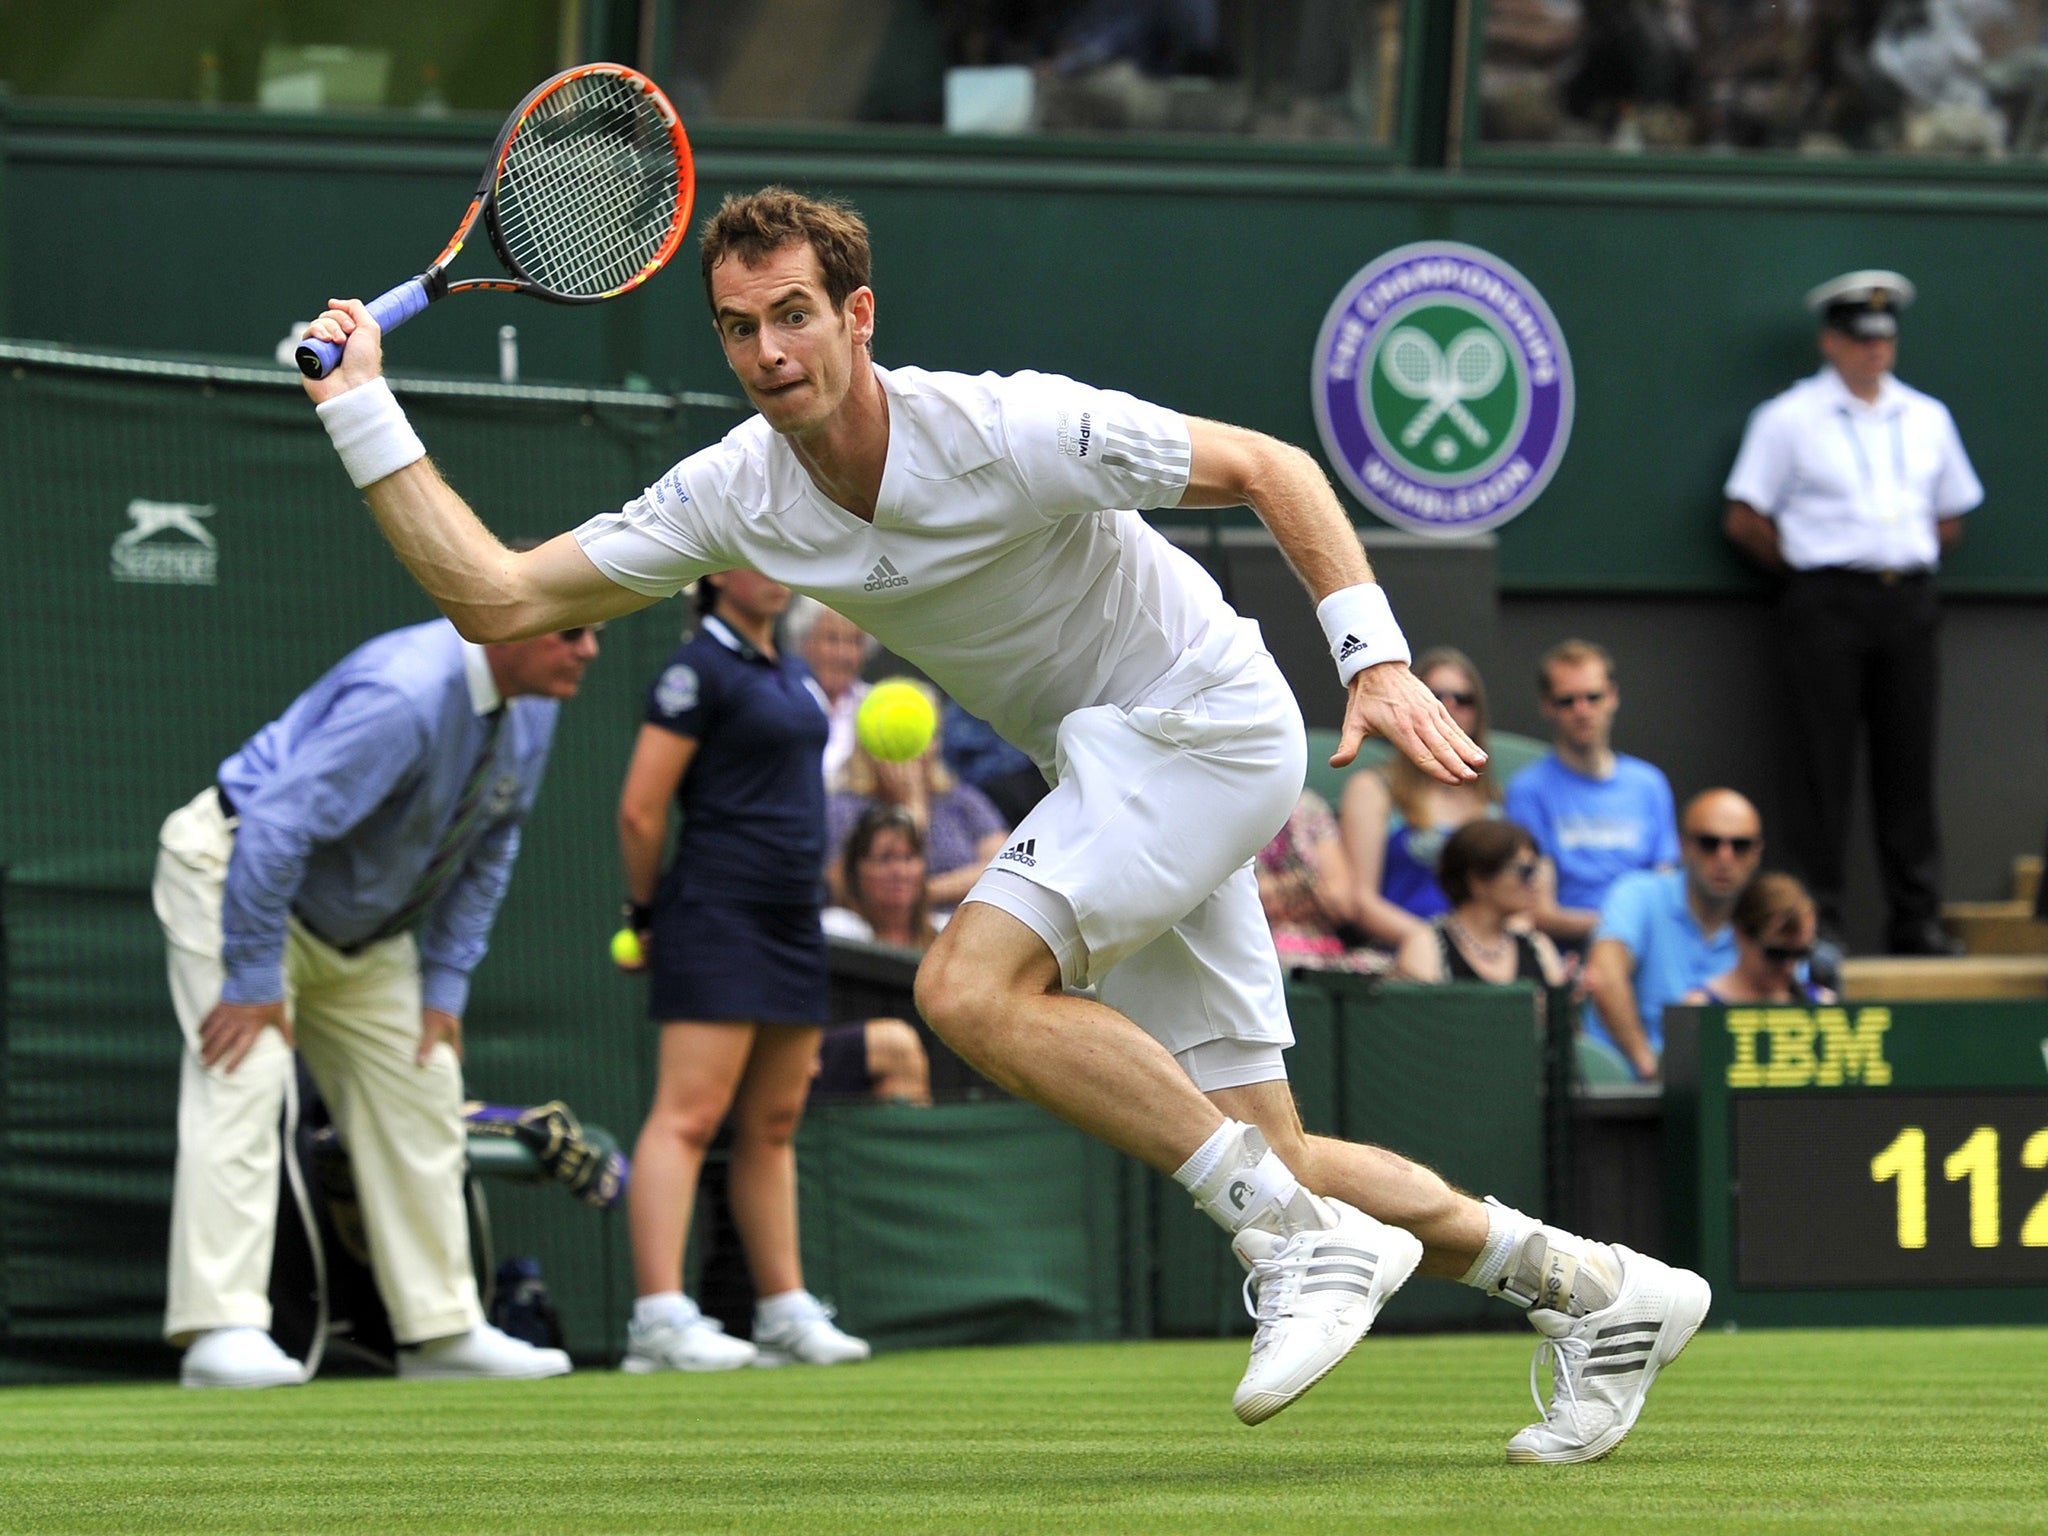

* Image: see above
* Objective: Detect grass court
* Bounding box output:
[3,1328,2045,1534]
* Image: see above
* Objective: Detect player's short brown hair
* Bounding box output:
[1538,638,1615,698]
[699,187,873,314]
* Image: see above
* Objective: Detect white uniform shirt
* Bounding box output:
[574,365,1262,768]
[1724,367,1982,572]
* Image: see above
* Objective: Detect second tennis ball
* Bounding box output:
[609,927,644,968]
[856,679,937,763]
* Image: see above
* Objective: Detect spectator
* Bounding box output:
[1340,646,1501,947]
[154,612,593,1388]
[816,804,937,1105]
[1395,820,1567,986]
[1506,639,1679,951]
[941,697,1050,828]
[1724,269,1981,956]
[786,596,876,790]
[1684,870,1838,1006]
[827,681,1008,917]
[1255,790,1386,973]
[616,570,870,1372]
[1582,788,1764,1080]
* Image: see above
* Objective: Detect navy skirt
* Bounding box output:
[646,898,829,1026]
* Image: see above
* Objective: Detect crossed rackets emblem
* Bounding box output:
[1378,325,1508,450]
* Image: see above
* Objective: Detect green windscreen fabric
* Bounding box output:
[0,352,743,1378]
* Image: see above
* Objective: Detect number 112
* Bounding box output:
[1870,1126,2048,1250]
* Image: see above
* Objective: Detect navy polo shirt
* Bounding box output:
[648,614,828,905]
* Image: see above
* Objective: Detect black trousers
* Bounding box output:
[1778,568,1943,938]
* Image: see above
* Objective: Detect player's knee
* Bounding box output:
[912,939,985,1047]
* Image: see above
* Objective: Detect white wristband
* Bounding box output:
[1317,583,1412,685]
[315,377,427,489]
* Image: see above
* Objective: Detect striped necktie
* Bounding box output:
[370,705,505,944]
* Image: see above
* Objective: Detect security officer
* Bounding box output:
[1723,270,1983,955]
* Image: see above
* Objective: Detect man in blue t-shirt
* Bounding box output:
[1504,639,1679,951]
[1583,789,1764,1079]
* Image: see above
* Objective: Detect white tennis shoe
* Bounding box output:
[179,1327,307,1390]
[620,1300,758,1373]
[1229,1198,1423,1426]
[1506,1244,1711,1464]
[751,1293,871,1367]
[397,1322,571,1381]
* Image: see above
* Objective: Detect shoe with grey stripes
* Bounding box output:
[1506,1244,1712,1464]
[1229,1198,1424,1426]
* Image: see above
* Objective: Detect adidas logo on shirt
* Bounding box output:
[863,556,910,593]
[997,837,1038,868]
[1337,633,1367,662]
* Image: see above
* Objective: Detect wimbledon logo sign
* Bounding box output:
[1312,241,1573,537]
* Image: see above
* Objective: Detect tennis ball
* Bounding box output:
[857,679,937,763]
[609,927,644,968]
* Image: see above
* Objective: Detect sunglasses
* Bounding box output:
[1433,689,1477,708]
[1548,689,1609,708]
[557,622,607,643]
[1691,834,1758,856]
[1762,943,1812,965]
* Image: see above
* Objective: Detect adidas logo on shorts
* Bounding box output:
[997,837,1037,868]
[863,557,910,592]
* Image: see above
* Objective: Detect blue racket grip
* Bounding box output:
[295,277,435,380]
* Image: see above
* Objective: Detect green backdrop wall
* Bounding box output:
[5,104,2045,594]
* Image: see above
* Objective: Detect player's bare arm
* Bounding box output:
[1180,418,1483,784]
[302,298,654,642]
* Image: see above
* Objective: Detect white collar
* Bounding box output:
[702,612,769,662]
[1819,366,1900,417]
[463,640,504,716]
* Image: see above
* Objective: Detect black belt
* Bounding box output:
[1793,565,1933,587]
[216,783,375,955]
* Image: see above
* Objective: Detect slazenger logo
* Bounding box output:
[1227,1179,1253,1212]
[1312,242,1573,538]
[863,556,909,592]
[998,837,1037,868]
[112,499,217,586]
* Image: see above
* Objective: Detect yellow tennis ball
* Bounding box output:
[609,927,644,968]
[857,679,937,763]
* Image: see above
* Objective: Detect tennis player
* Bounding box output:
[300,188,1709,1458]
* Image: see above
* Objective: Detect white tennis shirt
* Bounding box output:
[1723,367,1982,572]
[574,365,1263,767]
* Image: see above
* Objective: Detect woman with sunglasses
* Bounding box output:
[1683,871,1838,1006]
[1396,820,1567,986]
[1340,647,1502,949]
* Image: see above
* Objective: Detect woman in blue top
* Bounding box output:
[1340,647,1502,947]
[614,572,869,1374]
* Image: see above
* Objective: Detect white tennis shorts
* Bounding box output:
[964,650,1307,1086]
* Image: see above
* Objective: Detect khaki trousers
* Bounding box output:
[154,787,481,1346]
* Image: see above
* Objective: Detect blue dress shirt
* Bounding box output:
[216,620,558,1016]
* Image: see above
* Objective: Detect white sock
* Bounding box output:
[633,1291,691,1329]
[754,1289,815,1327]
[1461,1198,1621,1317]
[1175,1120,1329,1236]
[1459,1196,1537,1293]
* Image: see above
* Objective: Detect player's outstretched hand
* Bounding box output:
[299,298,386,404]
[1332,662,1486,784]
[199,999,294,1074]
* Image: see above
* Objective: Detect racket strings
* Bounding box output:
[495,73,682,298]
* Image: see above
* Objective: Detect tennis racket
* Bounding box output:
[296,62,694,380]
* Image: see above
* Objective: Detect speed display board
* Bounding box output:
[1664,1003,2048,1325]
